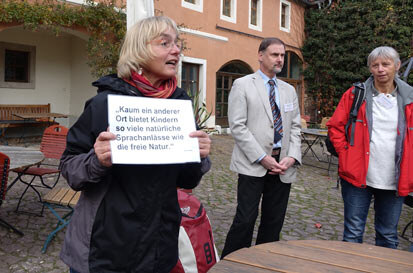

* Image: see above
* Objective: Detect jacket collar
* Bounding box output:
[365,75,413,105]
[253,71,275,123]
[395,76,413,105]
[257,70,278,87]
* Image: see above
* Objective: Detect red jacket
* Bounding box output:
[327,77,413,196]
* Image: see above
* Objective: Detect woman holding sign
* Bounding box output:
[59,16,211,273]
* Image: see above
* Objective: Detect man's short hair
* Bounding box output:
[367,46,400,67]
[117,16,179,78]
[258,37,285,52]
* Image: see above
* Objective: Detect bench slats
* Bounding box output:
[0,104,54,133]
[42,187,61,203]
[70,191,81,207]
[43,187,67,204]
[61,190,75,206]
[0,104,51,121]
[43,187,79,207]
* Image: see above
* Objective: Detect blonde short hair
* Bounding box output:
[117,16,179,78]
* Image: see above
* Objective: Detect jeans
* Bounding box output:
[341,179,405,249]
[70,269,80,273]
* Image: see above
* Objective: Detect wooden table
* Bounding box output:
[0,145,44,171]
[210,240,413,273]
[301,128,328,160]
[11,113,68,143]
[12,112,68,121]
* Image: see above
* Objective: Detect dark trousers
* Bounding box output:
[221,169,291,258]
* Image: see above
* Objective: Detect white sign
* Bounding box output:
[108,95,200,164]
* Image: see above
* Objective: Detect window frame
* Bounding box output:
[280,0,291,33]
[277,51,302,80]
[248,0,262,32]
[181,62,200,98]
[0,42,36,89]
[181,0,203,13]
[180,56,207,111]
[220,0,237,24]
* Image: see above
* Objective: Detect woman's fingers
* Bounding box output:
[189,130,211,158]
[94,131,116,167]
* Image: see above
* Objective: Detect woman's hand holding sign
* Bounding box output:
[190,130,211,159]
[94,130,116,167]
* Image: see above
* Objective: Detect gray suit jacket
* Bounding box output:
[228,71,302,183]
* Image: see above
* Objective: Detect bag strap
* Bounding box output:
[181,204,204,219]
[345,82,366,146]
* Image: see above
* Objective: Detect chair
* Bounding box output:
[12,125,68,216]
[301,115,311,122]
[0,152,24,236]
[319,137,341,188]
[41,186,80,253]
[320,117,331,129]
[301,119,319,158]
[319,141,332,172]
[301,118,308,129]
[319,140,340,186]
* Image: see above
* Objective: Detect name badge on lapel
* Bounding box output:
[376,93,394,109]
[284,103,294,112]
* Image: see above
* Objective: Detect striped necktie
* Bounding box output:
[268,79,283,143]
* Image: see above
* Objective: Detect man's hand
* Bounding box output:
[189,130,211,158]
[94,130,116,167]
[279,156,296,170]
[260,155,287,175]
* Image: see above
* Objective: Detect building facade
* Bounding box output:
[156,0,306,128]
[0,0,307,130]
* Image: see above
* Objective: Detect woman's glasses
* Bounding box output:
[151,34,182,51]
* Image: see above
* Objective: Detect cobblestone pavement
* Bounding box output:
[0,134,412,272]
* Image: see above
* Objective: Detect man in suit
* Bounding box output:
[221,37,302,258]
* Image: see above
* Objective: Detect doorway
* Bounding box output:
[216,60,253,127]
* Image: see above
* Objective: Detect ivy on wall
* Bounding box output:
[0,0,126,78]
[302,0,413,118]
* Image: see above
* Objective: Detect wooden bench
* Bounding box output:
[0,104,56,142]
[41,187,80,253]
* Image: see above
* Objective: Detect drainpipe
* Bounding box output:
[300,0,332,9]
[401,39,413,82]
[127,0,154,30]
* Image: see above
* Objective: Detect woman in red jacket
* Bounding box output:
[327,46,413,249]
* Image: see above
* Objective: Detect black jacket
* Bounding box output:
[59,74,211,273]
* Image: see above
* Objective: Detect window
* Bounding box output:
[181,63,200,98]
[0,42,36,89]
[5,50,29,83]
[220,0,237,23]
[216,61,253,127]
[280,0,291,32]
[249,0,262,31]
[278,51,303,110]
[278,51,302,80]
[251,0,258,25]
[223,0,231,16]
[182,0,203,13]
